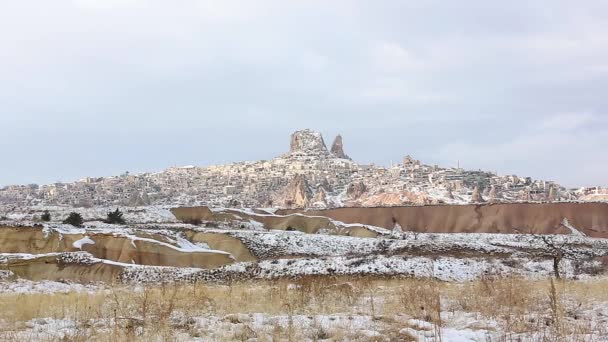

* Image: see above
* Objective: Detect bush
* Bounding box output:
[184,218,202,225]
[105,208,125,224]
[41,210,51,222]
[63,212,84,227]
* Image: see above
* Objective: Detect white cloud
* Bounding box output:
[435,112,608,187]
[1,0,608,186]
[371,42,427,73]
[540,112,598,131]
[299,51,329,72]
[72,0,148,10]
[359,77,449,104]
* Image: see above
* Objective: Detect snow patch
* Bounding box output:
[72,236,95,250]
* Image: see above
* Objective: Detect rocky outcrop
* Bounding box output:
[488,185,501,202]
[403,155,419,166]
[520,188,532,202]
[548,187,556,202]
[311,186,328,208]
[330,134,351,160]
[279,175,312,208]
[317,178,334,193]
[288,129,328,155]
[127,191,151,207]
[445,185,454,199]
[470,185,484,203]
[347,182,367,200]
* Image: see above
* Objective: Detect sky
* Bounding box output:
[1,1,607,188]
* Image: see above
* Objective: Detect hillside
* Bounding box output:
[0,129,598,209]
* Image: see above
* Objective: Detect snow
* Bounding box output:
[0,279,101,294]
[0,252,63,261]
[1,210,608,285]
[0,270,13,280]
[126,235,231,255]
[0,205,179,224]
[176,236,210,251]
[72,236,95,249]
[563,218,587,237]
[441,328,492,341]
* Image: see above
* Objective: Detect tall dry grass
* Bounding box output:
[0,276,606,341]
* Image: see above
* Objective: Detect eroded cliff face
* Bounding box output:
[4,206,608,284]
[0,226,234,268]
[277,202,608,238]
[274,174,313,208]
[311,186,328,208]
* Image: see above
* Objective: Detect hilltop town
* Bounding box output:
[0,129,602,209]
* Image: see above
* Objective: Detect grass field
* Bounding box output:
[1,276,607,341]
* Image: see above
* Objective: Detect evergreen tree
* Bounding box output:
[41,210,51,222]
[105,208,125,224]
[63,212,84,227]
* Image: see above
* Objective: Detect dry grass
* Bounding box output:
[0,276,607,341]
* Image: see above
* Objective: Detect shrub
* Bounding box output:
[41,210,51,222]
[184,218,202,225]
[63,212,84,227]
[105,208,126,224]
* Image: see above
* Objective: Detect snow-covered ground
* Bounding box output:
[1,277,607,341]
[0,205,177,223]
[1,215,607,284]
[1,203,608,341]
[0,279,102,294]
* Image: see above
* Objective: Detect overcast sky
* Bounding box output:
[1,1,607,188]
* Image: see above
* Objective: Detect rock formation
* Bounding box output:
[482,187,490,198]
[548,186,556,202]
[317,178,334,193]
[330,134,351,160]
[347,181,367,199]
[403,155,419,166]
[280,175,312,208]
[488,185,501,203]
[311,186,328,208]
[470,185,484,203]
[127,191,151,207]
[520,188,532,202]
[445,184,454,199]
[289,129,328,155]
